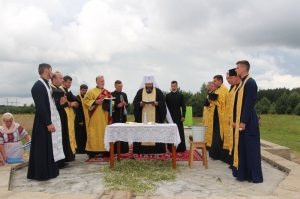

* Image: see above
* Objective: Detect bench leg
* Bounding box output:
[202,146,208,169]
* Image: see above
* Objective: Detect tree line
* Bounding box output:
[255,87,300,115]
[2,84,300,116]
[0,104,35,114]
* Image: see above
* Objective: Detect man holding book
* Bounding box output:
[83,75,112,158]
[132,75,166,154]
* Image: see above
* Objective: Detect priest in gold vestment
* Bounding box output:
[228,68,242,167]
[205,75,228,160]
[220,70,238,164]
[83,75,112,158]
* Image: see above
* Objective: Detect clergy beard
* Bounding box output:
[146,86,153,93]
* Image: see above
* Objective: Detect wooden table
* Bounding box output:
[104,123,181,169]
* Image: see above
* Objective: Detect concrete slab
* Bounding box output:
[1,129,299,199]
[9,129,286,198]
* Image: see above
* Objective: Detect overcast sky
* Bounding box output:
[1,0,300,106]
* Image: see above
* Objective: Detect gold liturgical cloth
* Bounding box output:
[141,87,156,146]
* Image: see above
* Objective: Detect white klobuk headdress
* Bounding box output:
[139,75,174,123]
[139,75,159,89]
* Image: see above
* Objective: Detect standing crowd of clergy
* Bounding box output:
[27,60,262,184]
[203,60,263,183]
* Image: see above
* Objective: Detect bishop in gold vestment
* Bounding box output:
[133,76,167,154]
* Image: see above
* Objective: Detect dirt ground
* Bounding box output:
[291,151,300,164]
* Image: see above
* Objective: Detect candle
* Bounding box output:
[110,98,112,116]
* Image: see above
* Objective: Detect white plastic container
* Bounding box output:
[191,126,207,142]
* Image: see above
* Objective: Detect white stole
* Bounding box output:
[39,78,65,162]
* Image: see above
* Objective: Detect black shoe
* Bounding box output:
[58,164,65,169]
[58,162,69,169]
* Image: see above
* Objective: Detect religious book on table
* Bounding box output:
[142,100,155,104]
[52,89,65,99]
[6,158,24,164]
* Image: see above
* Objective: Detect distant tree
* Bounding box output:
[291,87,300,95]
[286,107,293,114]
[200,83,207,94]
[255,97,271,114]
[127,103,134,115]
[293,102,300,116]
[275,92,290,114]
[288,92,300,110]
[258,88,290,103]
[268,102,276,114]
[187,93,199,117]
[274,88,290,102]
[180,90,194,106]
[29,103,35,112]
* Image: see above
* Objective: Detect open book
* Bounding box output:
[104,97,116,100]
[142,100,155,104]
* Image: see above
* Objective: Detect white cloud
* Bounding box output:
[0,0,300,105]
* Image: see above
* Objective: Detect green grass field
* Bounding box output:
[259,114,300,153]
[9,114,300,154]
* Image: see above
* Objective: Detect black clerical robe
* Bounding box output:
[165,91,186,152]
[232,77,263,183]
[207,85,228,160]
[111,90,129,153]
[51,85,75,163]
[133,87,166,154]
[27,79,59,181]
[74,94,87,154]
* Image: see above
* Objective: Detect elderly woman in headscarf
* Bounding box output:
[0,113,31,163]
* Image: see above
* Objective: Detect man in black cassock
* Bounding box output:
[111,80,129,153]
[232,60,263,183]
[50,73,78,168]
[61,75,79,161]
[27,63,65,181]
[166,80,186,152]
[75,84,88,154]
[133,76,166,154]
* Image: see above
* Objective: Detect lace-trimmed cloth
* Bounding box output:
[104,123,181,151]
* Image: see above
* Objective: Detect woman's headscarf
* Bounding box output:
[0,113,18,134]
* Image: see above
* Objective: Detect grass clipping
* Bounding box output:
[93,159,182,194]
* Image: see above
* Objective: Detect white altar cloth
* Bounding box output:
[104,123,181,151]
